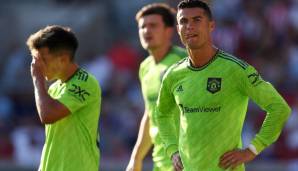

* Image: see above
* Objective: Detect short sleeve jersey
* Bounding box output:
[39,68,101,171]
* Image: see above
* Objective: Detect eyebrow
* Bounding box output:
[179,15,203,20]
[192,16,202,20]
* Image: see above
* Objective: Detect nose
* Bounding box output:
[186,21,195,30]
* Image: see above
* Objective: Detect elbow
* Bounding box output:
[40,118,55,124]
[39,111,56,124]
[284,104,292,119]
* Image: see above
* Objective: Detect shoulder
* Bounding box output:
[139,56,153,77]
[140,56,153,69]
[48,80,61,92]
[163,58,188,80]
[216,50,261,83]
[217,50,249,70]
[69,68,101,93]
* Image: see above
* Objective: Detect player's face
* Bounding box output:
[177,8,214,50]
[138,14,171,50]
[32,47,63,81]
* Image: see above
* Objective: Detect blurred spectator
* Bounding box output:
[11,116,44,168]
[84,54,113,92]
[107,41,140,74]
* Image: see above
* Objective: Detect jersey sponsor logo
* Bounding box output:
[68,84,90,102]
[179,104,221,114]
[207,78,221,94]
[76,70,89,81]
[248,72,262,86]
[176,85,183,92]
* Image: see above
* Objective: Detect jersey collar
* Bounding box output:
[187,49,220,71]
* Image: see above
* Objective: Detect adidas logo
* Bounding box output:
[176,85,183,92]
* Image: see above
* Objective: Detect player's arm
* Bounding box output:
[155,71,181,168]
[243,66,291,154]
[31,57,70,124]
[219,65,291,169]
[126,110,152,171]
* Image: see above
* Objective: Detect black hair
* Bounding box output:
[178,0,213,20]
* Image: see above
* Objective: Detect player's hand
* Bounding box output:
[219,148,256,170]
[31,56,46,79]
[172,152,183,171]
[125,159,142,171]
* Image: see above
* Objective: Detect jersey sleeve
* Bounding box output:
[155,70,179,158]
[57,80,97,114]
[239,65,291,154]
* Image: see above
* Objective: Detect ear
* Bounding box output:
[166,27,174,38]
[57,51,71,63]
[209,20,215,32]
[176,24,181,36]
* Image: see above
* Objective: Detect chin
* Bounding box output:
[186,43,202,50]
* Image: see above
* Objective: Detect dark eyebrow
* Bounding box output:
[192,16,202,20]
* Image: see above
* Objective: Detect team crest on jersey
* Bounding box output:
[207,78,221,94]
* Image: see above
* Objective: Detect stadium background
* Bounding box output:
[0,0,297,170]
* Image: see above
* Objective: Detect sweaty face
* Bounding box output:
[138,14,169,50]
[177,8,214,50]
[32,47,62,81]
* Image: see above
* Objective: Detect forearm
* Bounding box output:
[130,112,152,161]
[33,76,68,124]
[156,110,179,158]
[251,97,291,153]
[156,74,179,158]
[33,75,51,121]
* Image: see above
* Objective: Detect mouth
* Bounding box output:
[144,36,153,42]
[185,34,198,40]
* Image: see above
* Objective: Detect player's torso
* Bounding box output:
[41,69,100,171]
[169,53,248,170]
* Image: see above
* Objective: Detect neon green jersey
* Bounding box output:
[39,68,101,171]
[156,50,291,171]
[139,46,186,170]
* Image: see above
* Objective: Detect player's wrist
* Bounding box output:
[131,151,145,161]
[247,144,258,156]
[32,74,46,87]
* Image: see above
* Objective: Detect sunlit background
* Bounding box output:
[0,0,297,170]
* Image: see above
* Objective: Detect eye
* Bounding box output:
[179,18,187,25]
[139,24,145,29]
[193,17,201,22]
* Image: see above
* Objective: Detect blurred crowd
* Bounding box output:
[0,0,297,170]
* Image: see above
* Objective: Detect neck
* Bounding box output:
[60,63,78,82]
[188,43,217,68]
[148,42,172,63]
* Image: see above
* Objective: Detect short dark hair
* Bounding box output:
[178,0,213,20]
[26,25,78,61]
[136,3,176,27]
